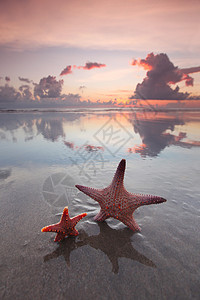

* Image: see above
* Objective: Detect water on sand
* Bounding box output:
[0,109,200,299]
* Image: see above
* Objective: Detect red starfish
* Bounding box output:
[41,207,87,242]
[76,159,166,231]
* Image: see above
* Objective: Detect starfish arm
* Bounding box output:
[94,210,108,222]
[60,207,69,224]
[71,213,87,226]
[75,185,103,203]
[130,194,167,207]
[54,232,66,242]
[120,215,141,232]
[54,228,79,242]
[111,159,126,189]
[41,223,63,233]
[68,228,79,236]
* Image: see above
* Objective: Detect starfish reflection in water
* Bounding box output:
[76,159,166,231]
[44,222,156,273]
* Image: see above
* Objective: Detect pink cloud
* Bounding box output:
[60,65,72,76]
[75,62,106,70]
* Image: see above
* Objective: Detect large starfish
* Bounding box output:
[76,159,166,231]
[41,207,87,242]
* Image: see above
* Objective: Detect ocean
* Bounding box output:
[0,108,200,299]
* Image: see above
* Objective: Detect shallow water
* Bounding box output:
[0,109,200,299]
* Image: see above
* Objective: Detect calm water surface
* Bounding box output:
[0,109,200,299]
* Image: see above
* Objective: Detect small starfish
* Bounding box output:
[41,207,87,242]
[76,159,166,231]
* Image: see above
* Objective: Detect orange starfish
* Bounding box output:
[76,159,166,231]
[41,207,87,242]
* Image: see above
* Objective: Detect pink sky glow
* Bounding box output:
[0,0,200,106]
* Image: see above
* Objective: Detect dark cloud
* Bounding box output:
[25,92,82,108]
[59,93,81,106]
[180,66,200,87]
[188,95,200,100]
[79,85,86,94]
[18,77,31,83]
[131,53,200,100]
[0,80,83,108]
[181,66,200,75]
[0,83,34,107]
[5,76,10,82]
[79,85,86,90]
[0,75,90,108]
[19,85,33,99]
[75,62,106,70]
[19,85,29,91]
[60,65,72,76]
[0,73,118,108]
[34,75,63,98]
[0,84,20,103]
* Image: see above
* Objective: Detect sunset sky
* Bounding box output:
[0,0,200,106]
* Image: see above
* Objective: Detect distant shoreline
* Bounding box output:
[1,107,200,114]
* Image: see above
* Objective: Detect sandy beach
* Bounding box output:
[0,110,200,299]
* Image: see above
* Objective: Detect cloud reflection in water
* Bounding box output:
[0,111,200,161]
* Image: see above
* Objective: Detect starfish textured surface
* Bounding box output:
[76,159,166,231]
[41,207,87,242]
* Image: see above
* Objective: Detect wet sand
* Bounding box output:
[0,111,200,299]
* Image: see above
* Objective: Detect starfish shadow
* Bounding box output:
[44,236,80,267]
[43,222,156,273]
